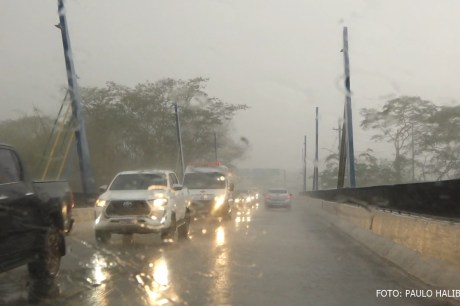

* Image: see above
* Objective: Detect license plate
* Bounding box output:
[119,219,136,224]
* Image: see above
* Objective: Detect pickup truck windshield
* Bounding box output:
[109,173,167,190]
[183,172,227,189]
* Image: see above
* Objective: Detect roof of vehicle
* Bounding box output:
[185,165,229,174]
[0,143,15,150]
[115,169,175,175]
[267,188,288,192]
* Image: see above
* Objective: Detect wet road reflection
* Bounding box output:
[86,253,109,306]
[210,225,230,306]
[0,199,450,306]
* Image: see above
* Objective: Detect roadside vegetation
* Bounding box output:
[0,78,249,189]
[320,96,460,188]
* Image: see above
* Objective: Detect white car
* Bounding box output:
[94,170,190,244]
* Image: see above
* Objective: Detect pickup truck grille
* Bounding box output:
[105,200,151,216]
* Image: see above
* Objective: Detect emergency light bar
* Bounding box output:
[188,161,224,167]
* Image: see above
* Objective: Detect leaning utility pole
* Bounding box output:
[174,102,185,180]
[303,135,307,192]
[411,124,415,181]
[337,26,356,188]
[333,120,342,153]
[313,107,319,191]
[214,131,218,162]
[57,0,95,194]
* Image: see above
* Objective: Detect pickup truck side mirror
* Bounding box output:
[99,185,108,193]
[172,184,183,191]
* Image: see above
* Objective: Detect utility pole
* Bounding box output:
[333,120,342,153]
[174,102,185,180]
[338,26,356,188]
[57,0,95,194]
[313,107,319,191]
[303,135,307,192]
[214,131,218,162]
[411,124,415,181]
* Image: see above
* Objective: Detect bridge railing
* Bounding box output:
[303,178,460,219]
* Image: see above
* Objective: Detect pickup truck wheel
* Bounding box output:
[95,231,111,245]
[28,226,62,280]
[223,205,232,221]
[161,215,178,242]
[178,216,190,240]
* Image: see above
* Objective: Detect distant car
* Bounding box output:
[264,188,292,210]
[248,187,260,202]
[233,190,253,210]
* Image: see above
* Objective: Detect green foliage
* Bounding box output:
[0,78,248,189]
[422,105,460,180]
[81,78,249,185]
[320,150,395,189]
[0,113,53,179]
[360,96,460,182]
[360,96,438,183]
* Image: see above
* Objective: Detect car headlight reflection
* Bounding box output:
[213,195,225,210]
[148,198,168,208]
[95,199,106,207]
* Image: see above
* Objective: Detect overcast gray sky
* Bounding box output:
[1,0,460,172]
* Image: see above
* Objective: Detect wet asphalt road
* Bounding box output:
[0,196,455,306]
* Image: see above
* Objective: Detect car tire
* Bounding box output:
[178,215,190,240]
[28,226,62,280]
[223,204,232,221]
[95,231,111,245]
[161,214,178,242]
[27,226,62,302]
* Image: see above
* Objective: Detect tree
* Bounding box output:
[0,113,54,179]
[81,78,249,185]
[423,105,460,180]
[360,96,438,183]
[320,150,395,189]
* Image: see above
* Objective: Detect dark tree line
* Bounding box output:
[320,96,460,188]
[0,78,249,190]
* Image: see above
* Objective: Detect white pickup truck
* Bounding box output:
[94,170,190,244]
[182,162,234,220]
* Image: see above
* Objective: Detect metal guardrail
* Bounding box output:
[304,178,460,219]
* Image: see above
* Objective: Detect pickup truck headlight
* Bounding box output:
[148,198,168,208]
[95,199,107,207]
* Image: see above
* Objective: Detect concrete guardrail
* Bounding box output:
[307,197,460,300]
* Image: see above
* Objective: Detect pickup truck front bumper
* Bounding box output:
[94,208,172,235]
